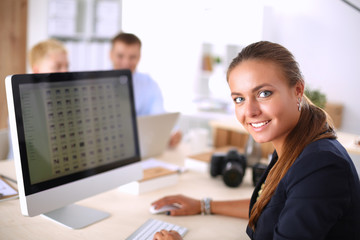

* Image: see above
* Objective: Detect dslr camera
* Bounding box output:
[210,149,267,187]
[210,149,247,187]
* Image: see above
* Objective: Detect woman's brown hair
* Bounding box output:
[227,41,336,230]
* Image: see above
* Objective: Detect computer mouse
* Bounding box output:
[149,204,181,214]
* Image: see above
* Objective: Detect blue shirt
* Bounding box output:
[132,71,165,116]
[247,138,360,240]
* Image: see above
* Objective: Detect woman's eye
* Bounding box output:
[259,90,272,98]
[234,97,244,103]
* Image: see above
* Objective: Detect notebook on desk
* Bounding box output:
[137,112,180,159]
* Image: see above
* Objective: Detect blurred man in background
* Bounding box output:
[110,32,182,147]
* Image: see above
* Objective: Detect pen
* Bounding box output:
[0,174,17,184]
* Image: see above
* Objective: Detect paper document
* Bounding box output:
[0,176,17,198]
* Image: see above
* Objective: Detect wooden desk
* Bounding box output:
[0,144,253,240]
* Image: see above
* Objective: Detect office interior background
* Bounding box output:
[123,0,360,135]
[1,0,360,140]
[1,1,359,237]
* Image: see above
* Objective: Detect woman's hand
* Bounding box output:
[153,229,182,240]
[151,194,201,216]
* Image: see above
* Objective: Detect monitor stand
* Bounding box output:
[42,204,110,229]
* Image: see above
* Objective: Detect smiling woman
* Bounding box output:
[228,41,360,239]
[151,41,360,240]
[228,59,302,149]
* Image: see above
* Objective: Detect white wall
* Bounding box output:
[262,0,360,134]
[122,0,360,134]
[121,0,264,113]
[27,0,49,72]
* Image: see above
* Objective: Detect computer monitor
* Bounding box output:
[5,69,143,229]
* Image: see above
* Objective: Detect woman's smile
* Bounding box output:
[249,120,271,128]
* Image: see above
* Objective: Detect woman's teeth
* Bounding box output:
[250,121,269,128]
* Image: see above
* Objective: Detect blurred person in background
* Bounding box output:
[110,32,182,148]
[7,39,69,159]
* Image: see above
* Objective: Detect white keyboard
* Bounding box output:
[126,218,188,240]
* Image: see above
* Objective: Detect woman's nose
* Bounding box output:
[244,99,261,117]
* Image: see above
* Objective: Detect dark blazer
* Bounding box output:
[246,138,360,240]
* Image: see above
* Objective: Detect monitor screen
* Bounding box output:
[6,70,142,229]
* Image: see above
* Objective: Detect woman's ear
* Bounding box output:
[295,81,305,98]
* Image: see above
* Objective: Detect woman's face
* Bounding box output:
[228,60,303,150]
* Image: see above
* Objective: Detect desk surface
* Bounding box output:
[0,144,253,240]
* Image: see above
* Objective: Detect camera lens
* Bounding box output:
[222,162,245,187]
[210,153,223,177]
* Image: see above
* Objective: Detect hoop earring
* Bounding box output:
[297,98,301,112]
